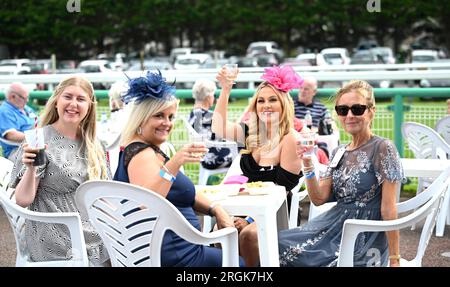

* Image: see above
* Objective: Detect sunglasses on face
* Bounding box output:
[335,104,368,116]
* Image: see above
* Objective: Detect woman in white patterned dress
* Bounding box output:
[10,76,110,266]
[278,80,404,267]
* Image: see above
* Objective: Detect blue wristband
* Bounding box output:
[159,169,175,183]
[305,171,316,179]
[245,216,254,224]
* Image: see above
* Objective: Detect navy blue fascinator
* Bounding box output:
[122,70,176,104]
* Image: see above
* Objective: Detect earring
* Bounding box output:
[137,127,142,135]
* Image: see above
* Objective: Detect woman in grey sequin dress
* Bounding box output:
[10,76,110,266]
[278,80,404,267]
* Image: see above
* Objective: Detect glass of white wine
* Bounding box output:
[224,63,238,84]
[297,131,316,158]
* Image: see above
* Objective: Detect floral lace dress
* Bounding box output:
[278,136,404,267]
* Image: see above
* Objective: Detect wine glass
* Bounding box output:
[224,63,238,84]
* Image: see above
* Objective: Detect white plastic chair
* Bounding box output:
[337,166,450,267]
[402,121,450,236]
[0,191,89,267]
[75,180,239,267]
[0,156,15,200]
[182,118,238,185]
[435,115,450,145]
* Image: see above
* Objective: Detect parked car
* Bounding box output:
[350,50,384,65]
[0,66,36,92]
[419,59,450,87]
[255,53,278,67]
[0,58,31,69]
[246,41,284,61]
[295,53,327,66]
[173,53,211,70]
[127,58,172,71]
[350,51,393,88]
[411,49,439,63]
[78,60,113,73]
[169,47,194,64]
[370,47,396,64]
[320,48,351,65]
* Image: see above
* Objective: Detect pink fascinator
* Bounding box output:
[261,65,304,92]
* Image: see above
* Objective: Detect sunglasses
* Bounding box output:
[335,104,368,116]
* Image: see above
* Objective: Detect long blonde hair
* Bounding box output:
[120,98,179,147]
[39,76,108,180]
[242,82,294,154]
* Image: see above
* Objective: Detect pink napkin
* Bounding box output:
[223,175,248,185]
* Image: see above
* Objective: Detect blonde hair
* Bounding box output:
[39,76,108,180]
[120,98,179,146]
[242,82,294,154]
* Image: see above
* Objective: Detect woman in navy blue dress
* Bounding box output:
[278,80,404,267]
[113,70,243,267]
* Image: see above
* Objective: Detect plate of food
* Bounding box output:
[195,184,240,201]
[243,181,275,195]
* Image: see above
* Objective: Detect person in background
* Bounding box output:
[113,71,244,267]
[9,76,110,266]
[293,76,327,128]
[278,80,404,267]
[189,78,233,170]
[212,65,304,266]
[0,82,37,159]
[108,81,127,113]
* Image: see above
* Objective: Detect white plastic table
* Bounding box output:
[216,186,289,267]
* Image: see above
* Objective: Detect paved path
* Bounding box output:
[1,203,450,267]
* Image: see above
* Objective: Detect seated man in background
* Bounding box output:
[293,76,328,127]
[0,82,37,159]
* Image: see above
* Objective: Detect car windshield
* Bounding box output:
[323,53,341,59]
[413,56,436,62]
[178,59,201,65]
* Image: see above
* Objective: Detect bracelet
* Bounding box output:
[245,216,254,224]
[159,168,175,183]
[162,165,175,178]
[305,171,316,179]
[208,203,219,217]
[389,254,401,260]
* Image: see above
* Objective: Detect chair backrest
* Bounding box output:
[0,157,15,200]
[0,191,88,267]
[0,157,14,191]
[435,115,450,145]
[75,180,238,267]
[337,166,450,267]
[105,133,121,175]
[402,122,450,160]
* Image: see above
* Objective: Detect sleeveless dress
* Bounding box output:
[113,142,244,267]
[278,136,404,267]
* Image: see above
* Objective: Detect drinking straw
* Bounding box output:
[34,116,38,148]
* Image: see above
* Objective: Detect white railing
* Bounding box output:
[1,62,450,89]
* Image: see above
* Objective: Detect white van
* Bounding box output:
[411,50,438,63]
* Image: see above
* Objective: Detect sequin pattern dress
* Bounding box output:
[278,136,404,267]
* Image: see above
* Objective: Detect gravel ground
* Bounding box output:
[1,203,450,267]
